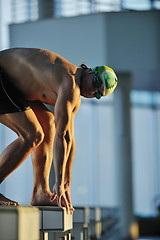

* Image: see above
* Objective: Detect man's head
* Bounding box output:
[92,66,118,99]
[79,64,118,99]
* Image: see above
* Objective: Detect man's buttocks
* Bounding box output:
[0,66,31,114]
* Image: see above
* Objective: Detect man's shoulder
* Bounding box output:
[56,82,81,112]
[59,81,81,101]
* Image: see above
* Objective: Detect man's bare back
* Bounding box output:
[0,48,81,105]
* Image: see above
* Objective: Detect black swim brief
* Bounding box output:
[0,66,31,114]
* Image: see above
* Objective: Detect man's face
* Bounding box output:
[80,68,104,99]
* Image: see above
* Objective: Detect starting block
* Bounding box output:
[100,207,121,240]
[39,206,72,240]
[72,207,120,240]
[0,206,39,240]
[89,207,102,239]
[72,206,90,240]
[0,206,73,240]
[0,205,120,240]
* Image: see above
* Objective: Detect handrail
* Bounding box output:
[11,0,160,24]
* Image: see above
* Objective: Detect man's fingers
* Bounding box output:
[58,196,62,207]
[51,186,71,215]
[58,195,70,214]
[65,191,71,203]
[65,191,73,213]
[62,196,70,215]
[50,194,57,202]
[70,207,74,215]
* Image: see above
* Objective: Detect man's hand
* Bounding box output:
[50,183,70,214]
[50,182,74,215]
[64,182,74,215]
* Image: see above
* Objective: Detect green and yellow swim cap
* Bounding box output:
[92,66,118,96]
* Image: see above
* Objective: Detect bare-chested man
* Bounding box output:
[0,48,117,214]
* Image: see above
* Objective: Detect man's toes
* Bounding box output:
[10,201,19,206]
[0,201,19,206]
[14,202,19,206]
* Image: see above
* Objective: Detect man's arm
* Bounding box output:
[63,117,76,213]
[50,88,75,213]
[64,115,75,184]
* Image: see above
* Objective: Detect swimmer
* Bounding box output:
[0,48,117,213]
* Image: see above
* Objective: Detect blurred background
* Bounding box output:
[0,0,160,238]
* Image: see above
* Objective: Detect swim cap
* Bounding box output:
[92,66,118,96]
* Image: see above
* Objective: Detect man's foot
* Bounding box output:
[30,188,57,206]
[0,193,19,206]
[30,188,74,214]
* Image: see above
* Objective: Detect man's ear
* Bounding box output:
[80,63,88,69]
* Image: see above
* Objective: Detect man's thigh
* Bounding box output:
[29,101,55,134]
[0,108,43,138]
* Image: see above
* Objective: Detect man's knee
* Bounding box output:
[24,126,44,149]
[48,114,56,133]
[43,113,55,136]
